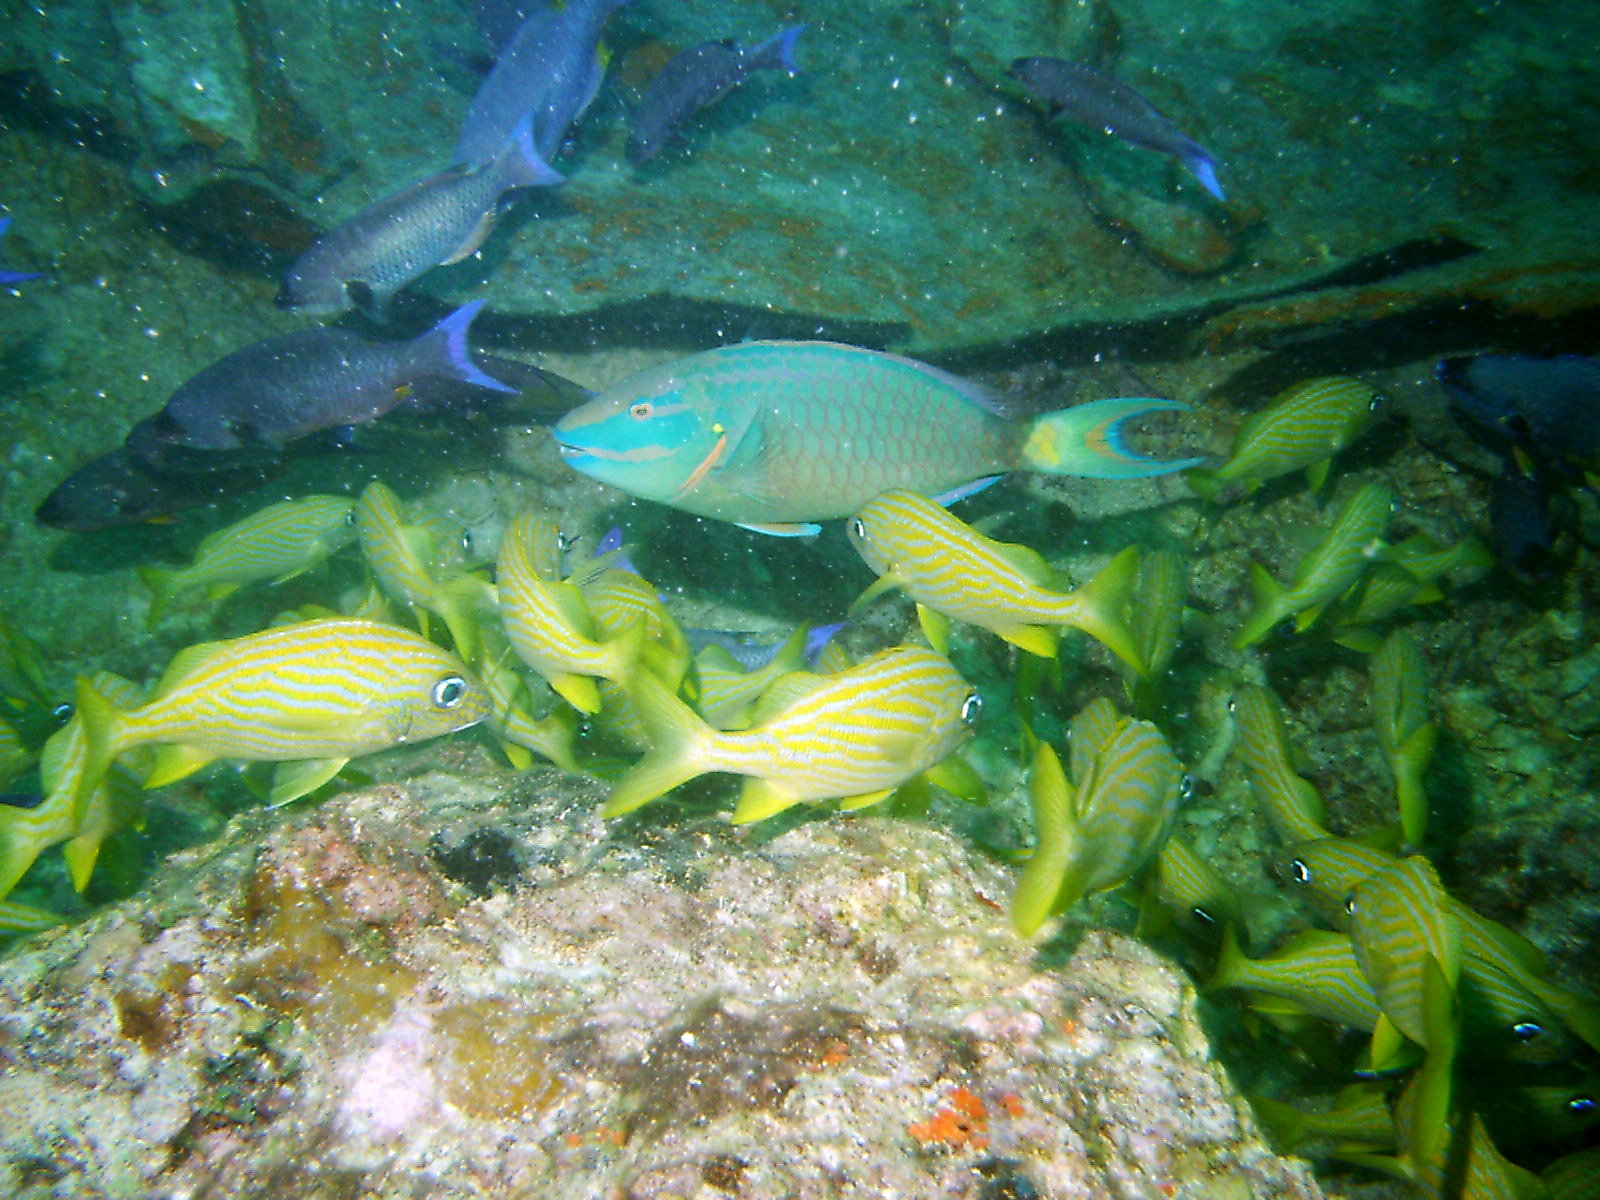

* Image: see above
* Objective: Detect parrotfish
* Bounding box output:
[605,644,980,822]
[1186,377,1382,501]
[1228,685,1329,843]
[553,340,1203,536]
[1437,353,1600,470]
[129,302,510,463]
[1234,482,1393,650]
[1009,57,1225,202]
[138,495,357,623]
[62,619,488,810]
[496,513,645,714]
[454,0,633,171]
[849,489,1143,670]
[1011,709,1183,936]
[0,216,43,285]
[627,25,804,164]
[1368,631,1436,852]
[279,123,560,320]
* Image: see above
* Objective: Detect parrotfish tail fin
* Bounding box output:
[1233,563,1289,651]
[136,565,176,626]
[1066,546,1143,675]
[1179,140,1226,203]
[502,114,566,189]
[415,299,516,394]
[755,24,806,74]
[72,677,123,809]
[602,670,710,818]
[1022,398,1206,480]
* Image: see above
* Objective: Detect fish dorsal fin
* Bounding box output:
[750,671,827,725]
[153,641,227,696]
[990,538,1054,586]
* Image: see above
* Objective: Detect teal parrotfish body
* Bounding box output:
[553,340,1203,536]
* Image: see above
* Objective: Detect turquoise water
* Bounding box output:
[2,0,1598,1193]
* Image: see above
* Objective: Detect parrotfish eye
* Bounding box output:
[1511,1020,1544,1042]
[629,402,654,420]
[432,674,469,710]
[1288,858,1312,885]
[961,692,982,724]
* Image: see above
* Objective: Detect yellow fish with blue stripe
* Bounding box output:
[1230,685,1329,843]
[1206,923,1382,1031]
[65,618,488,810]
[138,494,356,624]
[604,643,980,822]
[848,488,1142,670]
[1187,376,1381,501]
[496,514,645,715]
[1234,482,1393,649]
[1369,630,1436,851]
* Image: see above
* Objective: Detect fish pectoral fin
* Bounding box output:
[914,605,953,656]
[734,520,822,537]
[144,743,220,790]
[835,788,895,812]
[731,777,804,823]
[993,623,1058,660]
[926,754,986,804]
[268,758,349,808]
[439,209,499,266]
[547,672,602,715]
[848,572,902,615]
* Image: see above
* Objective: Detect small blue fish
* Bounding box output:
[454,0,633,171]
[0,216,43,285]
[627,25,804,164]
[1009,58,1225,202]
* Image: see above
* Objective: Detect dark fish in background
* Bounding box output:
[1009,57,1225,202]
[1436,353,1600,470]
[278,123,560,320]
[626,25,805,164]
[1489,450,1568,582]
[0,216,43,284]
[475,0,547,56]
[130,300,510,459]
[455,0,633,173]
[34,444,283,533]
[685,623,843,672]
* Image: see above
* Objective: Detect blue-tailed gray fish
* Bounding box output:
[34,444,284,532]
[1437,353,1600,469]
[686,623,842,674]
[1186,377,1382,501]
[454,0,633,171]
[278,128,561,320]
[1009,57,1225,202]
[626,25,804,164]
[1369,631,1435,851]
[606,643,980,822]
[553,340,1203,536]
[138,495,357,623]
[849,488,1143,671]
[130,301,510,462]
[62,619,488,810]
[1234,482,1393,649]
[1490,448,1567,582]
[0,216,43,285]
[1011,712,1183,936]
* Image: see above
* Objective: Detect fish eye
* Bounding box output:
[51,702,74,724]
[1288,858,1312,885]
[960,692,982,724]
[1344,893,1357,915]
[629,402,653,420]
[432,674,469,710]
[1179,774,1195,802]
[1510,1020,1544,1042]
[1227,697,1237,713]
[460,530,474,554]
[849,517,866,541]
[1190,906,1216,926]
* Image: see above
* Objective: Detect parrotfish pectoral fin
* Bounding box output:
[930,475,1004,508]
[1022,398,1206,480]
[735,520,822,537]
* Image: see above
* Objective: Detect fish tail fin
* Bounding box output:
[1009,741,1083,937]
[1202,920,1252,994]
[1179,140,1226,203]
[502,115,566,189]
[415,299,515,394]
[1063,546,1143,674]
[1246,1092,1312,1153]
[1234,563,1289,650]
[1395,723,1436,850]
[1022,398,1206,480]
[602,670,711,817]
[759,24,806,74]
[434,575,493,666]
[136,565,178,625]
[72,678,125,810]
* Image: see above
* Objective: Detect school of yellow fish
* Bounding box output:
[2,369,1595,1199]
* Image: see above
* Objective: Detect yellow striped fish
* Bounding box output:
[355,482,493,664]
[1011,711,1183,935]
[1304,532,1493,651]
[1149,833,1243,935]
[848,489,1141,670]
[67,618,488,810]
[1248,1084,1396,1154]
[581,567,692,691]
[691,626,810,730]
[1206,923,1382,1031]
[1394,1094,1542,1199]
[1369,630,1436,851]
[0,897,63,935]
[1234,482,1393,649]
[0,713,29,790]
[1230,685,1329,842]
[497,514,645,714]
[1348,856,1463,1044]
[604,644,980,822]
[1129,548,1187,681]
[477,640,579,773]
[137,494,356,624]
[1187,376,1381,501]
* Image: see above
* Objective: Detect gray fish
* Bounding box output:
[33,445,281,532]
[454,0,633,171]
[626,25,804,164]
[1009,57,1224,201]
[278,125,559,320]
[130,301,510,459]
[1436,353,1600,468]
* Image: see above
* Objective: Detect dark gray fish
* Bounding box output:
[1009,57,1224,201]
[454,0,633,171]
[130,301,510,460]
[278,125,559,320]
[0,216,43,285]
[626,25,804,164]
[34,445,282,532]
[1489,451,1566,582]
[475,0,546,56]
[1436,353,1600,468]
